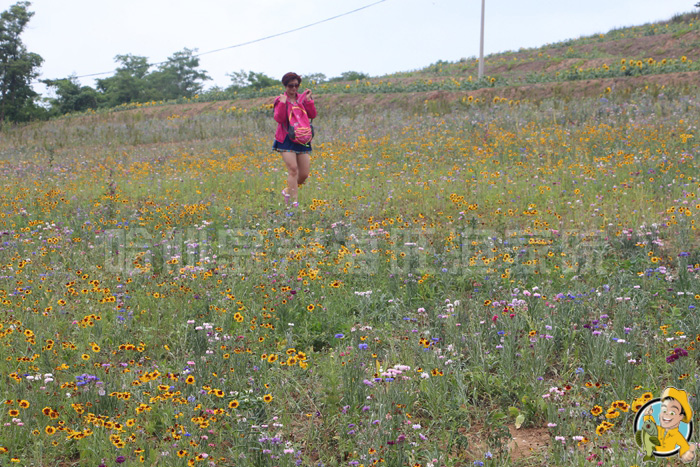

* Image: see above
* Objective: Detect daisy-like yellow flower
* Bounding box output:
[228,400,239,409]
[595,422,611,436]
[590,405,603,416]
[615,401,630,412]
[263,394,273,403]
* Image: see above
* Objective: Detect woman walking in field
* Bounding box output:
[273,72,316,207]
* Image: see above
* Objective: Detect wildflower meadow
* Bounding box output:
[1,55,699,467]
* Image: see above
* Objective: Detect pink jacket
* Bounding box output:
[273,94,317,143]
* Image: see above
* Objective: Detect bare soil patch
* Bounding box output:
[459,424,550,466]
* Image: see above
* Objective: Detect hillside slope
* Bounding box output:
[36,11,700,122]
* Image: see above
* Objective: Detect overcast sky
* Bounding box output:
[14,0,699,96]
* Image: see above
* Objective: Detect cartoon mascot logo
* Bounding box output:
[634,387,696,463]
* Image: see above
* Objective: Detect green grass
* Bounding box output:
[0,77,698,467]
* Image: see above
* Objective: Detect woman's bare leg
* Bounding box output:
[281,151,300,202]
[296,153,310,187]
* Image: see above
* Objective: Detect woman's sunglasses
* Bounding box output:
[286,83,300,88]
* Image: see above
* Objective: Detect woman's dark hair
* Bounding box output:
[282,72,302,86]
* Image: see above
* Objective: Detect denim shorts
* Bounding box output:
[272,135,312,154]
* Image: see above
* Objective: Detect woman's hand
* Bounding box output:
[303,89,312,100]
[279,93,288,104]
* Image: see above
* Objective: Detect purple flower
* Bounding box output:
[666,347,688,363]
[116,456,126,464]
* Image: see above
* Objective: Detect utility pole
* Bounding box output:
[478,0,485,80]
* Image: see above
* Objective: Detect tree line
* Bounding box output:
[0,1,370,124]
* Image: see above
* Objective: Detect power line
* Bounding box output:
[195,0,388,58]
[40,0,388,83]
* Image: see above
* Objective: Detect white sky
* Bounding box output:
[12,0,699,97]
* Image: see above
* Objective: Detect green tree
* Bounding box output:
[96,54,151,106]
[226,70,276,91]
[328,71,369,82]
[148,48,210,100]
[304,72,327,84]
[43,76,99,115]
[0,1,44,123]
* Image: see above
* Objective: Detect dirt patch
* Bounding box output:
[508,426,550,461]
[458,424,550,465]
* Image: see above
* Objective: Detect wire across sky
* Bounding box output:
[46,0,389,82]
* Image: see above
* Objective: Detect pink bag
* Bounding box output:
[286,98,314,145]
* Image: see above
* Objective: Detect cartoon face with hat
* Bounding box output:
[639,387,696,463]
